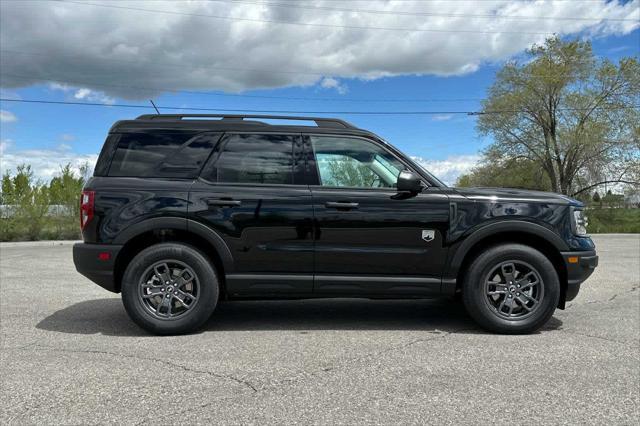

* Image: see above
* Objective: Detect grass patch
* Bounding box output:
[586,208,640,234]
[0,217,81,242]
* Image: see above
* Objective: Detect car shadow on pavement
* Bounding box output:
[36,297,563,337]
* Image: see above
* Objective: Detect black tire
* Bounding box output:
[462,244,560,334]
[121,243,219,335]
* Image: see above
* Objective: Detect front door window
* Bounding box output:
[310,136,404,189]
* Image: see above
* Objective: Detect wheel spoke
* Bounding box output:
[175,270,195,288]
[500,263,516,281]
[518,291,538,305]
[157,294,172,316]
[497,296,507,313]
[174,290,194,309]
[514,296,533,312]
[154,263,171,285]
[486,278,508,296]
[142,287,163,299]
[176,289,195,300]
[517,272,538,289]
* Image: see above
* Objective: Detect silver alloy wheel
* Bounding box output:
[484,260,544,320]
[139,260,200,320]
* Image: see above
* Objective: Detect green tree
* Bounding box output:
[476,36,639,195]
[49,163,86,216]
[47,163,87,239]
[456,152,552,191]
[1,171,13,205]
[2,165,50,240]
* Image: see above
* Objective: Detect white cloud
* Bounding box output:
[47,83,116,104]
[0,1,637,98]
[75,88,115,105]
[320,77,348,95]
[412,155,481,186]
[0,142,97,182]
[0,139,12,156]
[0,110,17,123]
[431,114,454,122]
[59,133,76,142]
[48,82,70,92]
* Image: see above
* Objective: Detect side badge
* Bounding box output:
[421,230,435,242]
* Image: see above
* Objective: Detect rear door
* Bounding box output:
[308,134,450,297]
[189,132,315,297]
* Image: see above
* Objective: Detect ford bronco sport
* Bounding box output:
[73,114,598,335]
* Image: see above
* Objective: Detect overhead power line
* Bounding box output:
[50,0,572,35]
[1,98,637,116]
[0,98,483,114]
[213,0,640,22]
[245,0,630,2]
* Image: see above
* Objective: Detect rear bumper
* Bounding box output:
[73,243,123,293]
[562,250,598,302]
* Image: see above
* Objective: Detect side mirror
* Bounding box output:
[396,170,423,193]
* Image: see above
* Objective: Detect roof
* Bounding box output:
[109,114,379,139]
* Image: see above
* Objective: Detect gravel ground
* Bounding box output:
[1,234,638,425]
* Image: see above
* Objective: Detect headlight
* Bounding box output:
[572,208,589,236]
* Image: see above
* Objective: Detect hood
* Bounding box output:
[453,187,583,207]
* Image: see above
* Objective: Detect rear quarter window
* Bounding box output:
[108,132,221,178]
[93,134,120,177]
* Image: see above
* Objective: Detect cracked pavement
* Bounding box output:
[1,234,638,424]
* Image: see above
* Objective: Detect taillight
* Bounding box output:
[80,190,95,230]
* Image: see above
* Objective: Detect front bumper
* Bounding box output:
[73,243,123,293]
[561,250,598,302]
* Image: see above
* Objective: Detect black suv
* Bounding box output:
[73,114,598,335]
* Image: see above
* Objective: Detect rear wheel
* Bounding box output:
[121,243,219,335]
[462,244,560,334]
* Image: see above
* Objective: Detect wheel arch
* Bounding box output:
[447,221,569,308]
[112,218,233,295]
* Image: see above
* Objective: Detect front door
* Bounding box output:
[189,132,314,297]
[308,135,450,296]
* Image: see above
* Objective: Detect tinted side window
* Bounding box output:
[207,134,294,184]
[160,133,221,177]
[311,136,404,188]
[108,132,219,178]
[94,134,120,177]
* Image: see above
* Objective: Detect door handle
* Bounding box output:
[206,198,242,207]
[325,201,359,210]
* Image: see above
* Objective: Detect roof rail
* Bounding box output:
[135,114,356,129]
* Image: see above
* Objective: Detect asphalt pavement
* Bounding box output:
[0,235,638,424]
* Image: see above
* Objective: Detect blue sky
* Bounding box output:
[1,0,639,184]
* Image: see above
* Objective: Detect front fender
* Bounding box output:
[444,219,569,280]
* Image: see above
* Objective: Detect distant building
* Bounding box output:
[625,193,640,208]
[0,205,73,218]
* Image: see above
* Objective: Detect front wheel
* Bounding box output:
[121,243,219,335]
[462,244,560,334]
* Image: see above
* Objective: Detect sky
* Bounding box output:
[1,0,639,184]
